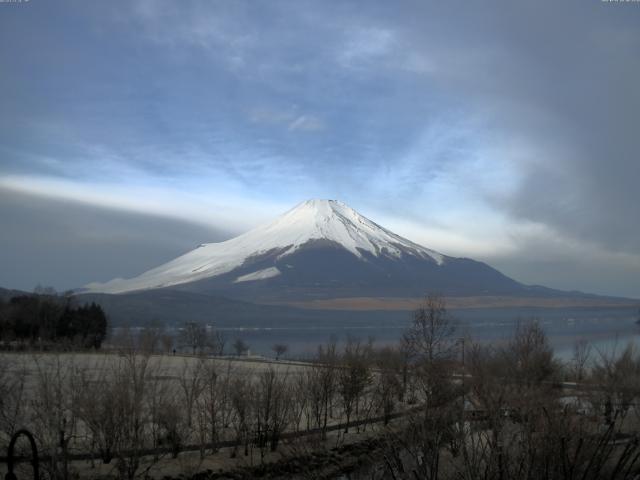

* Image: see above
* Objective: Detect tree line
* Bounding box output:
[0,289,107,349]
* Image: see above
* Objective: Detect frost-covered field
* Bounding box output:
[1,351,310,382]
[0,351,397,479]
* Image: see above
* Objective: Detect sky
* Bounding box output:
[1,0,639,298]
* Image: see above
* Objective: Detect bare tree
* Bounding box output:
[403,294,456,363]
[272,343,288,360]
[210,329,227,356]
[338,338,372,433]
[372,347,401,425]
[290,372,310,434]
[138,320,166,354]
[30,354,80,479]
[197,360,233,454]
[252,367,293,460]
[179,322,207,355]
[591,343,640,425]
[111,325,137,353]
[156,391,185,459]
[304,339,338,439]
[507,320,557,388]
[0,355,28,446]
[76,358,123,465]
[233,338,249,356]
[571,337,592,381]
[178,358,205,438]
[113,351,155,480]
[229,374,252,458]
[145,360,171,461]
[449,323,562,480]
[160,332,174,354]
[377,297,460,479]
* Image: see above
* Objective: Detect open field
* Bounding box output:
[0,351,312,382]
[0,350,412,479]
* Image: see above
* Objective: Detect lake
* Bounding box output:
[216,306,640,361]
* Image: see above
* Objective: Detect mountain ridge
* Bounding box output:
[84,199,447,294]
[82,199,622,304]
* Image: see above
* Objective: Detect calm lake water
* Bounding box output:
[215,306,640,361]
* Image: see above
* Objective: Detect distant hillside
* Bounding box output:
[0,287,30,301]
[77,289,409,328]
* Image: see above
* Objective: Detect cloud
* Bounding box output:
[338,27,396,68]
[384,3,640,258]
[249,108,324,132]
[488,223,640,299]
[288,115,324,132]
[0,186,231,291]
[0,0,639,297]
[0,176,289,234]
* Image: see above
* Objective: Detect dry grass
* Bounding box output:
[276,295,639,311]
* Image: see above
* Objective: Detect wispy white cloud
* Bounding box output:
[249,107,324,132]
[338,27,396,68]
[288,115,324,132]
[1,0,639,296]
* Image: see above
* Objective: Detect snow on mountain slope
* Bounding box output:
[233,267,281,283]
[84,199,447,294]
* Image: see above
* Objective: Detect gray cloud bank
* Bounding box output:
[357,2,640,257]
[0,188,229,292]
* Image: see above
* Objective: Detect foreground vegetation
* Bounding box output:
[0,289,107,350]
[1,295,640,479]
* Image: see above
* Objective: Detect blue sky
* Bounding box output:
[1,0,639,297]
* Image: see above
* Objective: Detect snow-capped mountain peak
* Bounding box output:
[85,199,446,294]
[261,199,444,262]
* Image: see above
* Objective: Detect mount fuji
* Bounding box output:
[85,199,556,302]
